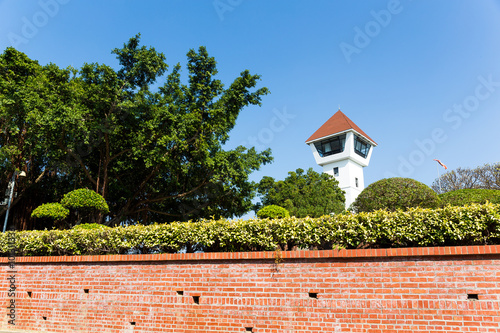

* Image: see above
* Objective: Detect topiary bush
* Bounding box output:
[31,189,110,229]
[439,189,500,207]
[61,188,109,213]
[352,177,440,212]
[257,205,290,219]
[31,203,69,221]
[72,223,111,230]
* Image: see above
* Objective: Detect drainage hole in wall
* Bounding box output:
[245,327,253,332]
[467,293,479,300]
[309,292,318,299]
[176,290,184,296]
[84,289,89,294]
[192,295,200,304]
[27,291,32,298]
[42,316,47,320]
[130,322,136,326]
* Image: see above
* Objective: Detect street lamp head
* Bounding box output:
[17,171,26,177]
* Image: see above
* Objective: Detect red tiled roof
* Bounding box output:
[305,110,377,144]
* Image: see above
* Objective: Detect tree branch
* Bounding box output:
[137,180,208,205]
[58,143,97,186]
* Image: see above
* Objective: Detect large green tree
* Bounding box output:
[256,168,345,217]
[1,34,272,229]
[0,46,74,230]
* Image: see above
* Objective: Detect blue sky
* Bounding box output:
[1,0,500,215]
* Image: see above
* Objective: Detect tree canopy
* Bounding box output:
[432,163,500,194]
[256,168,345,217]
[0,34,272,229]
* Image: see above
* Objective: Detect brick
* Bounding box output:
[1,245,500,332]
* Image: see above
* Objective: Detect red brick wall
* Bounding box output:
[2,246,500,332]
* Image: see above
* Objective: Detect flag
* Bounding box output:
[433,159,447,169]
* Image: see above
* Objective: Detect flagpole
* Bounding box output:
[436,160,441,193]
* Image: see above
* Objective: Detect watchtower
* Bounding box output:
[305,110,377,208]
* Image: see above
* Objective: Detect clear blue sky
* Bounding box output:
[1,0,500,214]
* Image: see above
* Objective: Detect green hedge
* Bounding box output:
[439,189,500,207]
[2,203,500,256]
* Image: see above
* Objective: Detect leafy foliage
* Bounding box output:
[0,47,74,230]
[72,223,111,230]
[352,177,440,212]
[439,189,500,207]
[31,188,109,227]
[61,189,109,213]
[256,168,345,217]
[1,35,271,229]
[432,162,500,194]
[256,205,290,219]
[31,203,69,221]
[4,203,499,256]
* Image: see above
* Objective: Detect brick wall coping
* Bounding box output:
[1,245,500,264]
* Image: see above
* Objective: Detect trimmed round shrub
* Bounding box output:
[72,223,111,230]
[439,189,500,207]
[352,177,440,212]
[257,205,290,219]
[31,203,69,221]
[61,188,109,213]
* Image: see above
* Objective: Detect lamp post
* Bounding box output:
[3,171,26,233]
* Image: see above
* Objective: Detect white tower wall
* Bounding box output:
[322,160,364,209]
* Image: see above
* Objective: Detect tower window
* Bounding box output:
[314,134,346,157]
[355,177,359,187]
[354,135,370,158]
[333,167,339,177]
